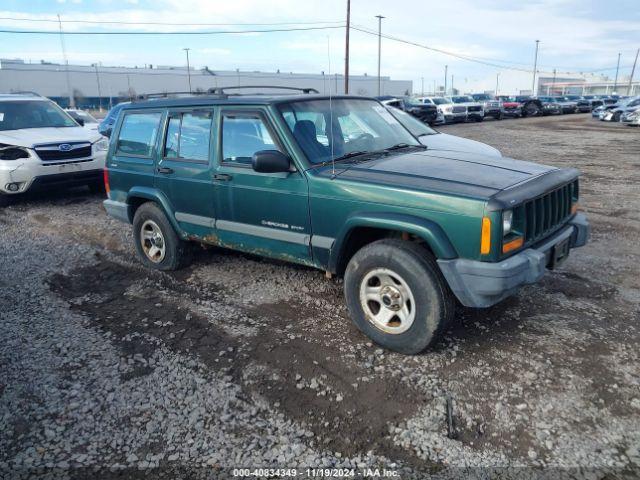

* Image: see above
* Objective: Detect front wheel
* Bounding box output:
[132,202,190,271]
[344,239,456,354]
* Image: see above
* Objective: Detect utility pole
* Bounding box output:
[94,64,102,112]
[433,80,436,95]
[375,15,384,96]
[495,72,500,96]
[444,65,448,96]
[550,68,556,95]
[183,48,192,93]
[344,0,351,94]
[628,48,639,96]
[57,14,74,108]
[451,75,454,95]
[532,39,540,95]
[421,77,424,96]
[613,53,621,92]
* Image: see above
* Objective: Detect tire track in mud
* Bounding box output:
[49,259,436,470]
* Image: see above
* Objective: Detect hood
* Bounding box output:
[320,149,555,200]
[0,127,102,148]
[419,133,502,158]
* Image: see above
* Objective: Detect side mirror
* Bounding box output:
[76,118,85,127]
[252,150,291,173]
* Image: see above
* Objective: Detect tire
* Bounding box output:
[523,102,541,117]
[613,111,622,122]
[475,116,484,122]
[494,112,503,120]
[344,239,456,354]
[132,202,190,271]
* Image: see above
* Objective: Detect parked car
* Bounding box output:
[376,96,438,125]
[415,96,451,124]
[621,107,640,126]
[562,95,591,113]
[0,93,108,206]
[496,97,523,118]
[535,97,563,115]
[550,96,579,114]
[385,105,502,157]
[65,108,100,131]
[601,96,640,122]
[470,94,503,120]
[98,102,130,137]
[103,89,590,354]
[590,96,618,112]
[449,95,484,122]
[513,96,544,117]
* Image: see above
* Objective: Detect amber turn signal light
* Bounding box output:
[480,217,491,255]
[502,236,524,254]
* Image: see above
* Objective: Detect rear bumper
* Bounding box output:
[103,199,131,223]
[437,213,590,308]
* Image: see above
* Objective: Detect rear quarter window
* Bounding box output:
[116,112,162,157]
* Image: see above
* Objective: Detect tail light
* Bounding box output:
[103,168,110,197]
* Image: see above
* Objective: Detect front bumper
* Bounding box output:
[0,152,106,195]
[437,213,590,308]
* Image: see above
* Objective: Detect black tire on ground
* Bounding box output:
[523,102,541,117]
[494,112,503,120]
[475,116,484,122]
[344,239,456,355]
[613,111,622,122]
[132,202,190,271]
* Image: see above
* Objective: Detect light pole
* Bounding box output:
[183,48,192,93]
[94,64,102,112]
[375,15,385,96]
[495,72,500,96]
[344,0,351,94]
[444,65,448,96]
[421,77,424,96]
[613,52,621,93]
[531,40,540,95]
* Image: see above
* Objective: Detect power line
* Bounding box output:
[0,16,344,27]
[0,24,345,35]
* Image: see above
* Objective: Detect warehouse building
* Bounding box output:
[537,73,639,96]
[0,58,413,109]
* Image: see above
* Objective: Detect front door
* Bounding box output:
[155,108,216,237]
[212,108,312,265]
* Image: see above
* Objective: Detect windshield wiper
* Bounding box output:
[384,143,425,151]
[318,150,369,167]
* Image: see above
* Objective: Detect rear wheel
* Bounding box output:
[523,102,541,117]
[494,112,503,120]
[132,202,190,271]
[612,111,622,122]
[344,239,456,354]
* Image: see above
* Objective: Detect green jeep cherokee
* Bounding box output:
[103,89,590,354]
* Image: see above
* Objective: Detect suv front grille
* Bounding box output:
[35,142,92,162]
[452,106,466,113]
[468,106,482,112]
[523,181,577,244]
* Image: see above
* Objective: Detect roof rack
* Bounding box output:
[207,86,319,95]
[135,91,215,101]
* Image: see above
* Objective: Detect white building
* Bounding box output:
[0,58,413,109]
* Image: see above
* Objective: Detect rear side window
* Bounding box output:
[221,112,278,165]
[163,111,212,162]
[116,112,162,157]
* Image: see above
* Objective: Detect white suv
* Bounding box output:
[0,93,108,206]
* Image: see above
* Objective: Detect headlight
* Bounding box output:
[502,210,513,235]
[0,144,30,160]
[93,137,110,152]
[444,106,453,113]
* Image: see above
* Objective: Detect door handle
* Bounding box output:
[157,167,174,174]
[214,173,232,181]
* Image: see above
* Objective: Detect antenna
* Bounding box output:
[327,36,335,176]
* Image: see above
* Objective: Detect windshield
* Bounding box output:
[68,110,98,123]
[451,96,474,103]
[279,98,420,164]
[0,100,78,131]
[431,97,449,105]
[385,106,436,137]
[472,94,492,101]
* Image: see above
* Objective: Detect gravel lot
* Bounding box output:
[1,114,639,479]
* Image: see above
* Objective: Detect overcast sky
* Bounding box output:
[0,0,639,94]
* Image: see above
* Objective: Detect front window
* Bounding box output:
[451,96,474,103]
[164,111,212,162]
[472,94,492,101]
[221,112,279,165]
[68,110,98,124]
[116,112,162,157]
[385,107,436,137]
[431,97,449,105]
[279,98,419,164]
[0,100,78,131]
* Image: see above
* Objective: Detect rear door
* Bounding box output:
[155,108,216,237]
[109,109,163,197]
[212,107,312,264]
